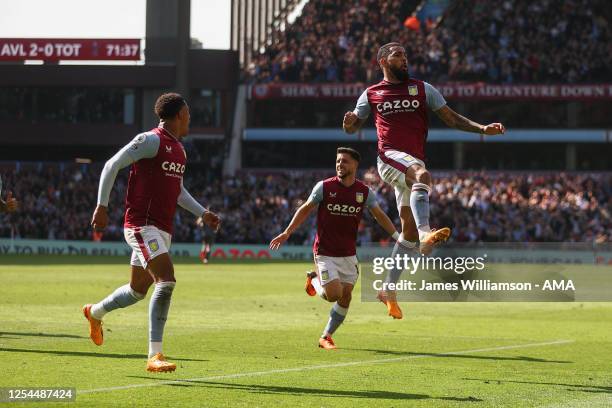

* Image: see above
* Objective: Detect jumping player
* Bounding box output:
[270,147,411,349]
[84,93,221,372]
[343,42,505,319]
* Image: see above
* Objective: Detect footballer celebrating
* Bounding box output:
[270,147,411,350]
[343,42,505,318]
[84,93,220,372]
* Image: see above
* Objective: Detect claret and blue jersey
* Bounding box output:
[307,176,378,257]
[353,78,447,161]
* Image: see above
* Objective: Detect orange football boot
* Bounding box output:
[305,271,317,296]
[419,227,452,255]
[82,304,103,346]
[376,291,403,319]
[318,335,337,350]
[146,353,177,373]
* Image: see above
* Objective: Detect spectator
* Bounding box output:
[1,163,610,244]
[245,0,611,84]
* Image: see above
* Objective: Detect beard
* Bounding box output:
[390,65,409,81]
[337,169,352,179]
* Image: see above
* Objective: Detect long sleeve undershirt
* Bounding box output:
[97,132,206,217]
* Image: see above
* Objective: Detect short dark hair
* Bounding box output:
[154,93,186,120]
[377,42,403,63]
[337,147,361,163]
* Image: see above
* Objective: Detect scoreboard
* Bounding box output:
[0,38,141,61]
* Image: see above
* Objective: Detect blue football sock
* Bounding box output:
[385,240,417,285]
[322,303,348,337]
[410,184,432,239]
[91,284,145,320]
[149,281,175,357]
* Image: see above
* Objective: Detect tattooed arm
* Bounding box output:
[434,105,505,135]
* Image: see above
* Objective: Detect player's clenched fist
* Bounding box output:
[91,205,108,231]
[343,111,358,126]
[342,111,359,132]
[269,231,289,250]
[201,209,221,232]
[482,123,506,135]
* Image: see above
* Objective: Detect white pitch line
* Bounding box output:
[81,339,574,395]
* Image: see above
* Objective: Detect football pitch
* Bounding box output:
[0,256,610,407]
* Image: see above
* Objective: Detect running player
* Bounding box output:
[270,147,411,350]
[196,219,216,264]
[0,176,18,213]
[83,93,221,372]
[342,42,505,319]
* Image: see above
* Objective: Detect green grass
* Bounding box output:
[0,257,611,407]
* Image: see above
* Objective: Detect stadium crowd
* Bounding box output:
[245,0,611,84]
[1,164,610,244]
[0,87,128,124]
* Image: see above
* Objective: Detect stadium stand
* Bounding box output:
[1,164,609,244]
[0,87,128,124]
[245,0,612,83]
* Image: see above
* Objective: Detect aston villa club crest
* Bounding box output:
[408,85,418,96]
[356,192,364,203]
[148,239,159,252]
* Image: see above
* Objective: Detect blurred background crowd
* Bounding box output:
[245,0,611,84]
[1,164,609,245]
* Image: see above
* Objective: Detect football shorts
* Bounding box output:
[377,149,426,210]
[124,225,172,268]
[314,254,360,286]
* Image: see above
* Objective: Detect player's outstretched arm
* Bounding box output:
[369,205,412,248]
[92,133,159,231]
[270,201,318,250]
[178,181,221,232]
[434,105,505,135]
[342,112,367,134]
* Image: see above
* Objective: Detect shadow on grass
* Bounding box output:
[0,331,86,339]
[464,378,611,394]
[126,377,483,401]
[345,348,572,364]
[0,347,207,362]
